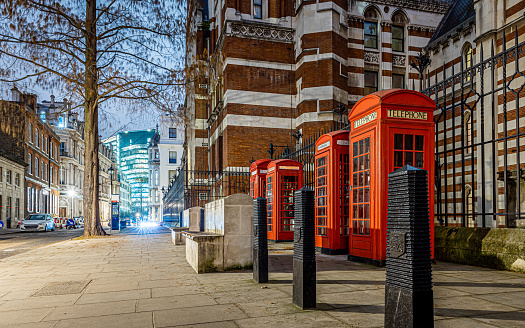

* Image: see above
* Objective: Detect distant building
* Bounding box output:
[0,97,27,227]
[110,129,156,221]
[147,117,184,224]
[147,130,161,222]
[39,96,119,222]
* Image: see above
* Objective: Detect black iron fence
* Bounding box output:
[422,30,525,228]
[162,166,250,222]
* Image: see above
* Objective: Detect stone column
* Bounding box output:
[385,165,434,327]
[253,197,268,283]
[293,188,316,309]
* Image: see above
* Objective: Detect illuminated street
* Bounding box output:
[0,229,83,260]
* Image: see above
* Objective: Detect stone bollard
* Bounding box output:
[385,165,434,328]
[253,197,268,283]
[293,188,316,309]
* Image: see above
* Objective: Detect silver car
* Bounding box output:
[20,214,55,232]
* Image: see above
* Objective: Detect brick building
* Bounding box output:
[0,99,26,228]
[423,0,525,228]
[5,89,62,218]
[184,0,449,171]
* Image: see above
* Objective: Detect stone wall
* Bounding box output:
[205,193,254,270]
[434,226,525,273]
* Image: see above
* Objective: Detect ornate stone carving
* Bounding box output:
[229,21,293,42]
[364,51,380,64]
[392,54,406,67]
[367,0,450,14]
[348,15,364,23]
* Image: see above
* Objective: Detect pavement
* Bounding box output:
[0,226,523,328]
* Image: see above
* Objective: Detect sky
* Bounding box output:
[30,87,159,139]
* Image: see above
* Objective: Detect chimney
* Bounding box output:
[11,86,20,102]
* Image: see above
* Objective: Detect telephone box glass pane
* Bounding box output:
[405,134,413,150]
[415,152,424,167]
[405,152,413,166]
[351,136,372,236]
[394,151,403,167]
[415,135,424,151]
[394,134,403,149]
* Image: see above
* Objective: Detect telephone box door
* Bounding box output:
[349,130,375,259]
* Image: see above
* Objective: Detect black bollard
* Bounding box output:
[293,188,316,309]
[385,165,434,328]
[253,197,268,283]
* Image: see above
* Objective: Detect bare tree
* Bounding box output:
[0,0,185,236]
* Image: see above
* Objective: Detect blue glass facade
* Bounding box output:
[115,130,156,221]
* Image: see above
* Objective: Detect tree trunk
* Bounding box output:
[83,0,105,237]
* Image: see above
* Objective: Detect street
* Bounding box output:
[0,228,84,260]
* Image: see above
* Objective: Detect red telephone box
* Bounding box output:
[266,159,303,242]
[314,130,350,254]
[348,89,435,266]
[250,159,272,199]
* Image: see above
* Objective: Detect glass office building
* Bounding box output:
[109,130,156,222]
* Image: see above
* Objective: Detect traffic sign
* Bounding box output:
[0,221,4,229]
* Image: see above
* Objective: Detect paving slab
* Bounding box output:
[154,304,248,327]
[137,294,217,312]
[43,300,136,321]
[53,312,153,328]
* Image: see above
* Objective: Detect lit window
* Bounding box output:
[464,44,473,69]
[364,71,378,95]
[169,151,177,164]
[253,0,262,19]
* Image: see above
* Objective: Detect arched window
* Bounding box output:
[391,12,406,52]
[364,7,379,49]
[464,110,472,154]
[464,184,474,224]
[464,44,473,82]
[464,44,473,69]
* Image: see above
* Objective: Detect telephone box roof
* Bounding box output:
[349,89,435,120]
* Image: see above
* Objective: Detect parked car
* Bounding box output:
[20,214,55,232]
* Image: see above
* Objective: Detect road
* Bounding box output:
[0,228,84,259]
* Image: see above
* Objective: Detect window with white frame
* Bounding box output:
[6,170,11,184]
[364,8,379,49]
[391,12,406,52]
[169,151,177,164]
[253,0,262,19]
